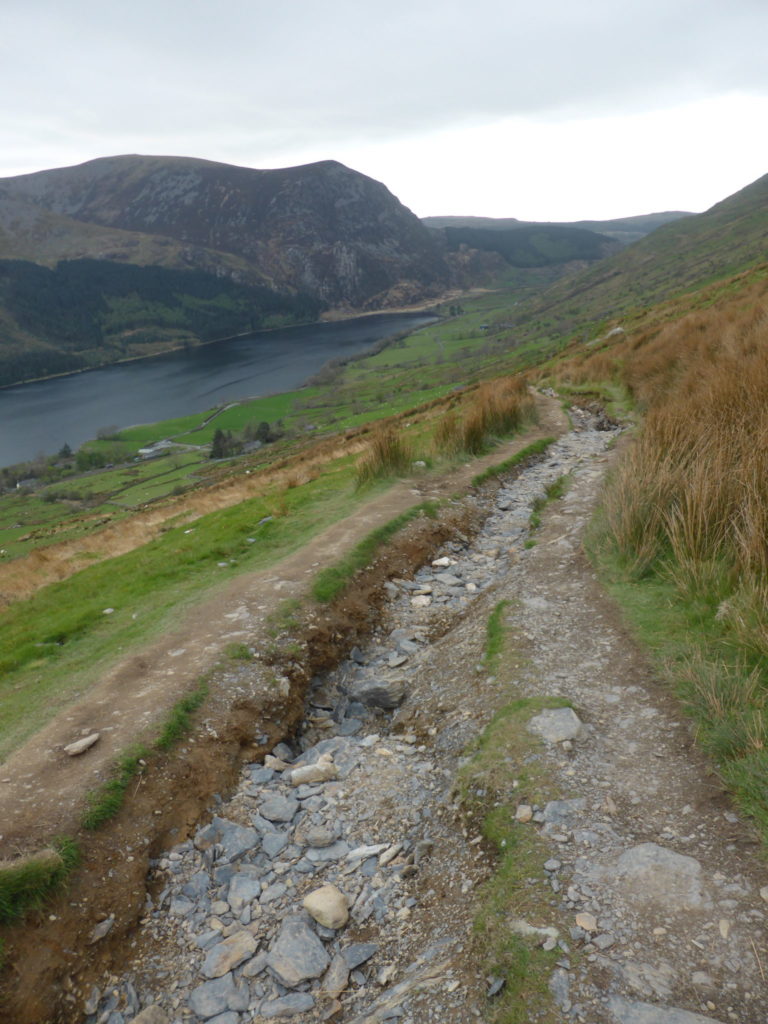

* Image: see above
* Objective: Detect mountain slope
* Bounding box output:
[501,171,768,338]
[423,211,692,245]
[0,155,450,308]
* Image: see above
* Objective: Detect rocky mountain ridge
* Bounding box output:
[0,155,450,309]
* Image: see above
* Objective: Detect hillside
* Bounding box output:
[0,156,452,384]
[482,171,768,347]
[423,210,692,244]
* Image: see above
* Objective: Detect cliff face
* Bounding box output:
[0,156,450,308]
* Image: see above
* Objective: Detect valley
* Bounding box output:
[1,159,767,1024]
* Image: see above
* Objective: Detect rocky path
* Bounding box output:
[79,412,768,1024]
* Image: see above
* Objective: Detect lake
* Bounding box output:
[0,313,436,468]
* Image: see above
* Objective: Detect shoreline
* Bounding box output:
[0,301,449,392]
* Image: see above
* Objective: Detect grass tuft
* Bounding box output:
[0,837,80,925]
[311,500,440,604]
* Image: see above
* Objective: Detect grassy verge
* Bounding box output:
[590,535,768,839]
[483,601,511,671]
[311,500,441,603]
[83,675,210,830]
[471,437,556,488]
[459,696,573,1023]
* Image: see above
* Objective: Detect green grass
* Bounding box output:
[529,474,571,531]
[83,675,210,829]
[459,696,573,1023]
[472,437,556,488]
[223,642,253,662]
[0,837,80,926]
[311,500,441,604]
[484,601,511,670]
[0,459,363,760]
[155,677,209,751]
[589,530,768,841]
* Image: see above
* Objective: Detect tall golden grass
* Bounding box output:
[355,426,414,485]
[433,376,535,457]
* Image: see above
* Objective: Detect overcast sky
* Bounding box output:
[2,0,767,220]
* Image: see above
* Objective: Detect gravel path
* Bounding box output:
[80,410,768,1024]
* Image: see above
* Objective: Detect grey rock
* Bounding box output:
[548,967,571,1010]
[228,868,263,910]
[262,832,289,858]
[188,972,244,1019]
[339,718,363,735]
[348,676,406,709]
[272,742,295,762]
[267,915,330,987]
[205,1013,241,1024]
[543,798,586,824]
[248,766,275,784]
[612,843,706,909]
[341,942,379,970]
[322,953,350,997]
[306,840,350,863]
[527,707,586,743]
[607,995,726,1024]
[260,795,300,823]
[182,870,210,899]
[169,896,195,917]
[260,992,315,1018]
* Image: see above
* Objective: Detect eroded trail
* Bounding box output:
[74,411,767,1024]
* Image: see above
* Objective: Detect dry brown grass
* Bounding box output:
[355,426,414,485]
[432,376,535,458]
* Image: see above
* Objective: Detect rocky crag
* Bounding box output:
[0,156,450,309]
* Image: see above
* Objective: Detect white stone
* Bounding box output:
[303,885,349,929]
[64,732,100,756]
[527,707,586,743]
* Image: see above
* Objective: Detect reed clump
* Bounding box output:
[433,376,535,458]
[356,426,414,485]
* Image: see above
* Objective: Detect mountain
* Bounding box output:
[423,211,693,245]
[436,224,621,268]
[0,155,450,308]
[0,155,453,385]
[491,171,768,345]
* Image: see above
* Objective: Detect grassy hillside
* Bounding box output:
[0,258,323,385]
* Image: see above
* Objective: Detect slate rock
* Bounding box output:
[260,794,299,822]
[607,995,726,1024]
[543,799,586,824]
[348,676,406,709]
[267,915,330,987]
[527,707,586,743]
[260,992,315,1018]
[322,954,350,997]
[188,972,244,1018]
[201,930,258,979]
[613,843,706,909]
[228,867,263,910]
[341,942,378,970]
[262,831,290,858]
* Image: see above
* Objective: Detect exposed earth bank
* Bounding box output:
[2,402,767,1024]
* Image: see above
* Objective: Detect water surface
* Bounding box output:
[0,313,435,467]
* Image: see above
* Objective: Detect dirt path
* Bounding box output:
[0,397,567,852]
[38,410,767,1024]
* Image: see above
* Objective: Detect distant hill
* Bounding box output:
[438,224,621,268]
[423,211,693,245]
[0,155,452,384]
[491,171,768,343]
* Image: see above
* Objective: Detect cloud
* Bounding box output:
[1,1,766,215]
